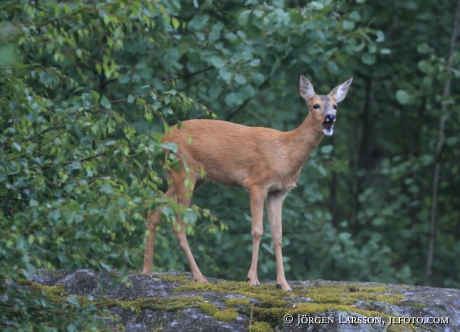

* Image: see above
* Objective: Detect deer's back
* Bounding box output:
[164,120,295,189]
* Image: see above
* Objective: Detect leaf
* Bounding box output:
[342,20,355,31]
[249,59,261,67]
[361,53,376,65]
[67,296,80,306]
[396,90,410,105]
[0,42,19,67]
[239,85,255,99]
[171,17,180,29]
[421,76,433,87]
[101,95,111,109]
[327,61,339,74]
[308,1,324,10]
[162,142,178,153]
[317,165,327,176]
[376,30,385,42]
[349,11,361,22]
[100,262,112,271]
[418,60,432,74]
[210,56,227,68]
[67,323,77,332]
[372,217,385,226]
[90,90,100,102]
[234,73,247,84]
[289,10,303,24]
[446,136,460,146]
[225,92,243,107]
[252,72,265,86]
[118,74,130,84]
[321,145,333,154]
[209,22,223,42]
[238,10,251,26]
[218,66,232,81]
[188,14,209,31]
[452,68,460,78]
[68,161,81,170]
[339,232,352,241]
[417,42,430,54]
[100,183,112,194]
[12,142,21,152]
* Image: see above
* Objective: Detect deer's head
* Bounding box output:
[298,73,353,136]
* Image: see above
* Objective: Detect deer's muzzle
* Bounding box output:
[322,114,335,136]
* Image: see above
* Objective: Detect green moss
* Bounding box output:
[199,302,218,316]
[20,278,205,313]
[225,297,250,307]
[213,308,239,322]
[164,276,417,328]
[251,307,286,325]
[19,279,67,302]
[250,321,274,332]
[97,295,204,312]
[297,284,404,304]
[175,279,290,308]
[199,302,238,322]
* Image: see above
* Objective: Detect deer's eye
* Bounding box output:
[313,104,320,109]
[333,105,337,109]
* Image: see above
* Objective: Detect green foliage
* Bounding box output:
[0,0,214,329]
[1,0,459,329]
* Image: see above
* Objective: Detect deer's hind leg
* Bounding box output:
[169,170,207,282]
[143,163,207,282]
[142,185,175,276]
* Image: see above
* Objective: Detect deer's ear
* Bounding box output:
[329,76,353,103]
[298,73,316,101]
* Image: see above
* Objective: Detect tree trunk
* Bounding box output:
[425,0,460,284]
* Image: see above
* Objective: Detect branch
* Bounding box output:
[225,76,270,121]
[101,78,118,89]
[163,66,214,83]
[6,153,105,178]
[28,125,66,142]
[425,0,460,284]
[36,8,85,28]
[28,111,81,142]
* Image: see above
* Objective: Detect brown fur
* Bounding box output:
[142,74,353,291]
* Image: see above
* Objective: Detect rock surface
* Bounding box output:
[29,270,460,331]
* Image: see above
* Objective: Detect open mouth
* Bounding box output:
[322,114,335,136]
[322,122,334,136]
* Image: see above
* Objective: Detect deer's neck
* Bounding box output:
[286,114,324,168]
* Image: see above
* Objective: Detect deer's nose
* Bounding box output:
[324,114,336,123]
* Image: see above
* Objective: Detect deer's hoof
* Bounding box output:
[277,283,293,292]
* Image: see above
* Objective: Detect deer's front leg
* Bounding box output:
[266,192,292,291]
[247,188,265,286]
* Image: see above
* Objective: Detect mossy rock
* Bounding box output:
[20,269,460,331]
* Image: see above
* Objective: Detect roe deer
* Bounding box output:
[142,73,353,291]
